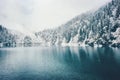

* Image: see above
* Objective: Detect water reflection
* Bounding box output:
[0,47,120,80]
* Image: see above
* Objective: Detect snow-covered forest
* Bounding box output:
[35,0,120,47]
[0,0,120,47]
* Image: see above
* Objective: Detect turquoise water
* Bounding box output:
[0,46,120,80]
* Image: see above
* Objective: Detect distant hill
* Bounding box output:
[0,25,32,47]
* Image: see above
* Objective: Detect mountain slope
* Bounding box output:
[0,25,17,47]
[35,0,120,47]
[0,25,34,47]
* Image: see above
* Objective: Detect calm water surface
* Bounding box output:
[0,46,120,80]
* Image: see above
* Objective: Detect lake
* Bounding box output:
[0,46,120,80]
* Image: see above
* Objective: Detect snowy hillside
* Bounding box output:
[35,0,120,47]
[0,0,120,47]
[0,25,40,47]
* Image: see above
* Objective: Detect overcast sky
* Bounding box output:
[0,0,111,32]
